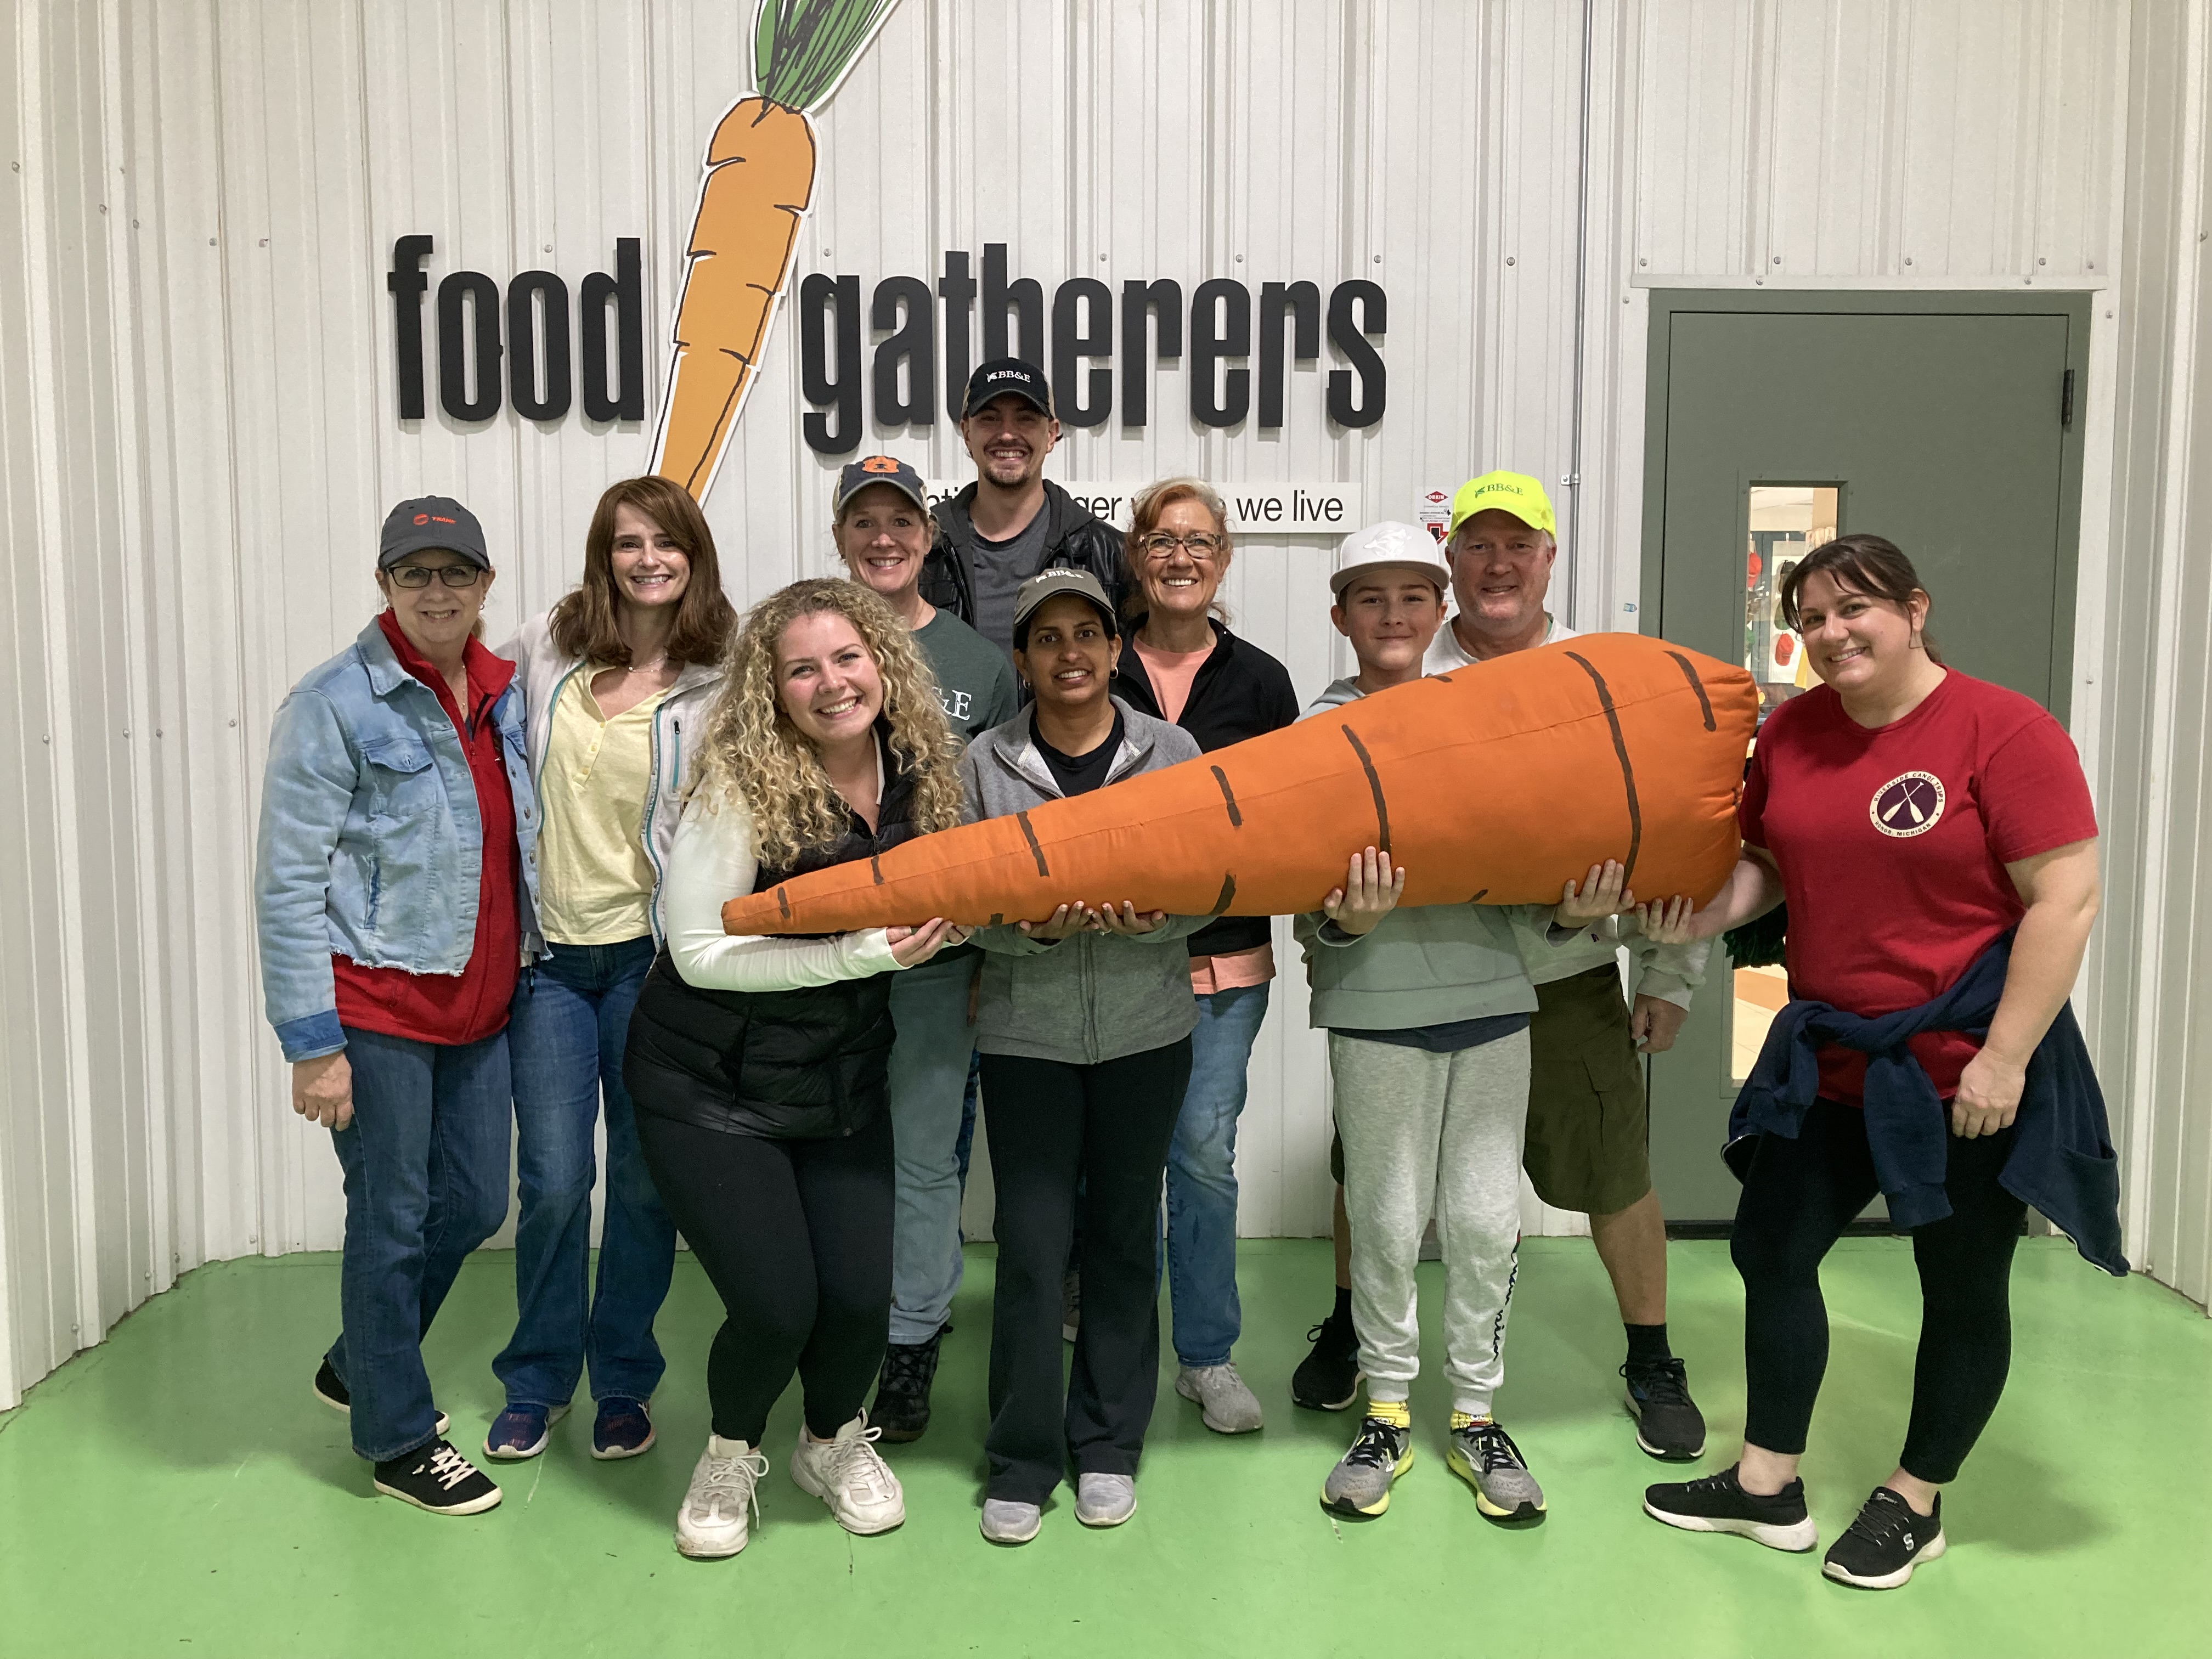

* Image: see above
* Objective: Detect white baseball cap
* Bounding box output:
[1329,520,1453,597]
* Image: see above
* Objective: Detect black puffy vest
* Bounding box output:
[625,748,923,1140]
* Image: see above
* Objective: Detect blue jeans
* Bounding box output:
[885,950,979,1345]
[493,938,675,1408]
[324,1024,512,1461]
[1164,983,1271,1368]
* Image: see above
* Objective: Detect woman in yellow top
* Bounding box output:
[489,477,737,1462]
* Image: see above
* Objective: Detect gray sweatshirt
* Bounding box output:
[961,698,1209,1064]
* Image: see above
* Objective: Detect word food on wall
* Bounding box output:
[798,245,1388,455]
[387,236,647,424]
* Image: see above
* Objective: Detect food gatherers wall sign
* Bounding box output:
[651,0,901,499]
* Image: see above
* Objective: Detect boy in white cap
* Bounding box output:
[1299,523,1612,1523]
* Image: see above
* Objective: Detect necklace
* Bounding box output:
[628,653,670,675]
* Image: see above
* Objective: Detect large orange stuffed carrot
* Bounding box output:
[723,633,1758,935]
[651,0,899,499]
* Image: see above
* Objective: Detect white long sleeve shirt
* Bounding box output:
[662,785,901,992]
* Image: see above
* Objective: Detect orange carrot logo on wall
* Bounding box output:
[651,0,900,500]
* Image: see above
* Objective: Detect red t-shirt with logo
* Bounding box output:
[331,612,521,1047]
[1738,671,2096,1105]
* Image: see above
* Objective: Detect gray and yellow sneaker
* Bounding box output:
[1321,1412,1413,1517]
[1447,1418,1545,1523]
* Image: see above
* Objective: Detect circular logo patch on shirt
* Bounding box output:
[1870,771,1946,838]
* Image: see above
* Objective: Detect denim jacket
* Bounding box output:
[255,617,543,1062]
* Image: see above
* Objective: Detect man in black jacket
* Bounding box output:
[918,359,1125,657]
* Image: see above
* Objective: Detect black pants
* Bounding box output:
[981,1039,1192,1504]
[634,1109,894,1446]
[1733,1097,2025,1483]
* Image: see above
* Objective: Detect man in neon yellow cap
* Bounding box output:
[1421,469,1713,1462]
[1424,471,1567,669]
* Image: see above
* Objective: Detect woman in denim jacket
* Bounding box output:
[487,478,736,1465]
[254,496,540,1517]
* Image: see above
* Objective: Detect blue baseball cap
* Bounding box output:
[833,455,930,517]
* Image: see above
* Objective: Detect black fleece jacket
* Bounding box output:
[1114,620,1302,960]
[917,478,1126,640]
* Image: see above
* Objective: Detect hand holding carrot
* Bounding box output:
[888,917,968,967]
[1018,904,1089,944]
[1323,847,1406,937]
[1558,860,1635,927]
[1090,901,1169,937]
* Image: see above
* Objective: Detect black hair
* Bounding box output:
[1778,533,1944,667]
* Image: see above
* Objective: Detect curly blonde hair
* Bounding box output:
[696,577,965,870]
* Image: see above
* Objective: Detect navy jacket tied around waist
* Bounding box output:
[1726,932,2127,1276]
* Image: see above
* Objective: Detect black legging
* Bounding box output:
[635,1109,894,1446]
[981,1040,1192,1504]
[1733,1097,2025,1483]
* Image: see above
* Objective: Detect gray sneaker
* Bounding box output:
[1321,1414,1413,1517]
[1175,1363,1265,1434]
[1075,1472,1136,1527]
[980,1498,1042,1544]
[1447,1418,1545,1523]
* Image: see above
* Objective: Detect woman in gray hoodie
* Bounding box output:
[960,569,1206,1546]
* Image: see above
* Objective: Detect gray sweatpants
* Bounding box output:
[1330,1029,1531,1419]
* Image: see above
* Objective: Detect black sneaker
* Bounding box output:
[1622,1355,1707,1460]
[870,1330,945,1443]
[373,1438,503,1515]
[1291,1306,1363,1412]
[313,1358,448,1437]
[1644,1464,1818,1551]
[1822,1487,1945,1589]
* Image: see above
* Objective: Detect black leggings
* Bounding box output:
[635,1108,894,1446]
[980,1040,1191,1504]
[1733,1097,2025,1483]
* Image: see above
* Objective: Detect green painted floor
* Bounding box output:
[1,1239,2207,1658]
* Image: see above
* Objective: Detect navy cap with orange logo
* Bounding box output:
[833,455,931,517]
[379,495,491,570]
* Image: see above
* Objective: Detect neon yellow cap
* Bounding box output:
[1447,470,1556,538]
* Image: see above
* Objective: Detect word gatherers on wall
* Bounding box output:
[798,244,1387,455]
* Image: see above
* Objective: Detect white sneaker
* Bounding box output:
[1075,1471,1137,1527]
[1176,1363,1266,1433]
[788,1414,905,1535]
[981,1498,1042,1544]
[675,1434,768,1559]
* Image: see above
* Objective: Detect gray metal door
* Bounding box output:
[1638,292,2089,1222]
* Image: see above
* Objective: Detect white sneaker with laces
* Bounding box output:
[675,1434,769,1559]
[788,1414,905,1534]
[1175,1362,1266,1433]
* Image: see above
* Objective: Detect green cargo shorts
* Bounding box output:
[1522,963,1653,1216]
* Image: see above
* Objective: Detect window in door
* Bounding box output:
[1745,485,1839,723]
[1730,484,1839,1079]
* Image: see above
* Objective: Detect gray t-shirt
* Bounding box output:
[914,609,1020,741]
[968,508,1054,661]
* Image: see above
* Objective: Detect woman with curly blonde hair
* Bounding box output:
[622,577,969,1562]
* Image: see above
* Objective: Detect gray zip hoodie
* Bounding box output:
[1294,677,1543,1031]
[961,697,1208,1064]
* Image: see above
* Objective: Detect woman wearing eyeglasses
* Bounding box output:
[255,497,538,1516]
[1111,478,1301,1435]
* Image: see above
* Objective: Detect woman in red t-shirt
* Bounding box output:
[1637,535,2100,1590]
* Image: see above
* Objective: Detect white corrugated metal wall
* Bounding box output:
[4,0,2205,1410]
